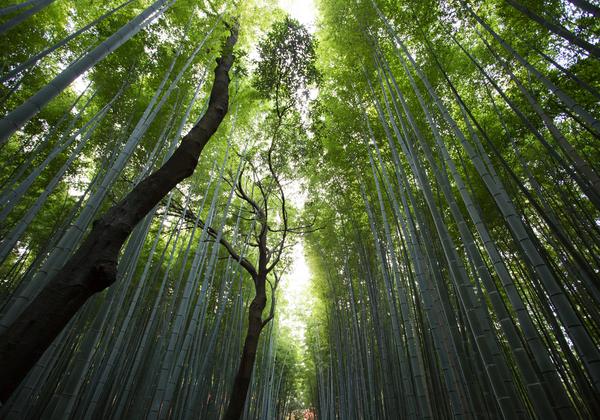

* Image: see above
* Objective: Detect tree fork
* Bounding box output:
[0,23,239,403]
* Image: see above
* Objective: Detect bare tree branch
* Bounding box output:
[266,138,289,274]
[197,218,258,279]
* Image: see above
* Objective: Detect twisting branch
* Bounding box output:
[236,166,265,219]
[261,271,281,329]
[266,134,289,274]
[196,218,258,279]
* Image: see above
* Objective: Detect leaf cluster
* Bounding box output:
[252,16,320,113]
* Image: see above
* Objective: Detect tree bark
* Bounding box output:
[223,279,267,420]
[0,24,238,403]
[222,184,273,419]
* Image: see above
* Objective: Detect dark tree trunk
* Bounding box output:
[223,279,267,420]
[0,25,238,403]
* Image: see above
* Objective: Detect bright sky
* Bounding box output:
[277,0,317,343]
[278,0,317,32]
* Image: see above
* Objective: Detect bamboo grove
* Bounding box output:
[306,0,600,418]
[0,0,599,419]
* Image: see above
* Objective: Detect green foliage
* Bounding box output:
[1,0,600,417]
[253,16,319,112]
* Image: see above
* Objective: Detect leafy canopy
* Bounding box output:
[253,16,320,113]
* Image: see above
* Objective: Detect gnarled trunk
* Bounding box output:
[0,24,238,403]
[223,280,267,420]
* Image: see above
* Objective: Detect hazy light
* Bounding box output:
[278,0,317,32]
[280,241,314,342]
[275,0,317,342]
